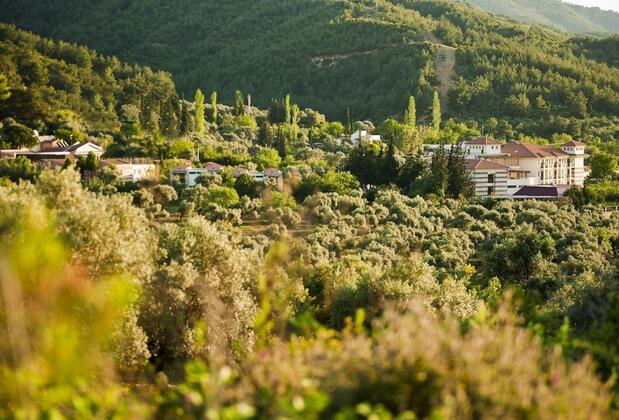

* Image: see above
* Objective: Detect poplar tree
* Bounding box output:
[404,95,416,127]
[345,107,353,135]
[432,91,441,130]
[284,94,291,125]
[194,89,205,134]
[210,91,218,124]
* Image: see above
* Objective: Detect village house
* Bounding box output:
[351,130,381,146]
[1,132,104,160]
[100,159,156,182]
[36,158,156,182]
[462,136,590,198]
[171,163,283,188]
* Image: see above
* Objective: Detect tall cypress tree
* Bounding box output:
[432,91,441,130]
[194,88,205,134]
[345,107,353,135]
[179,100,190,135]
[235,90,245,116]
[430,144,448,198]
[210,91,218,124]
[404,95,416,127]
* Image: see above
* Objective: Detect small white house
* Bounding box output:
[351,130,381,146]
[101,159,156,182]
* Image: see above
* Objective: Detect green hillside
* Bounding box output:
[467,0,619,34]
[0,24,181,134]
[0,0,618,138]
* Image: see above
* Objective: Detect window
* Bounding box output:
[487,186,495,196]
[488,174,495,183]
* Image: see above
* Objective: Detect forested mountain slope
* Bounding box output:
[0,24,180,134]
[0,0,618,138]
[468,0,619,34]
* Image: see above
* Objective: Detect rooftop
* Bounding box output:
[502,141,569,158]
[465,159,511,171]
[561,140,586,147]
[513,185,571,198]
[468,136,501,145]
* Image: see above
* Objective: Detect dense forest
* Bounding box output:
[0,0,618,139]
[468,0,619,33]
[0,24,180,134]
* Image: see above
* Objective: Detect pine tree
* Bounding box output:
[404,95,416,127]
[194,89,205,134]
[210,91,218,124]
[380,142,400,185]
[235,90,245,116]
[396,152,426,191]
[0,73,10,101]
[432,91,441,130]
[447,145,475,198]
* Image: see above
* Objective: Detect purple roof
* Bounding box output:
[513,186,571,198]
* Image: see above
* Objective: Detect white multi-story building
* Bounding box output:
[463,137,589,198]
[465,159,510,197]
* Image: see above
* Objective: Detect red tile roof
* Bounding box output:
[465,159,510,171]
[468,136,501,145]
[203,161,223,170]
[501,141,569,158]
[561,140,586,147]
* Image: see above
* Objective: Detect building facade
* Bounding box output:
[463,137,589,197]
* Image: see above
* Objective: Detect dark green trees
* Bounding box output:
[0,74,10,102]
[447,145,475,198]
[589,152,618,180]
[0,122,37,149]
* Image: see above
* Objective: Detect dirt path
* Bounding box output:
[423,33,457,112]
[312,49,382,67]
[311,33,457,111]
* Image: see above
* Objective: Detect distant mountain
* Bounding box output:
[467,0,619,33]
[0,0,617,139]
